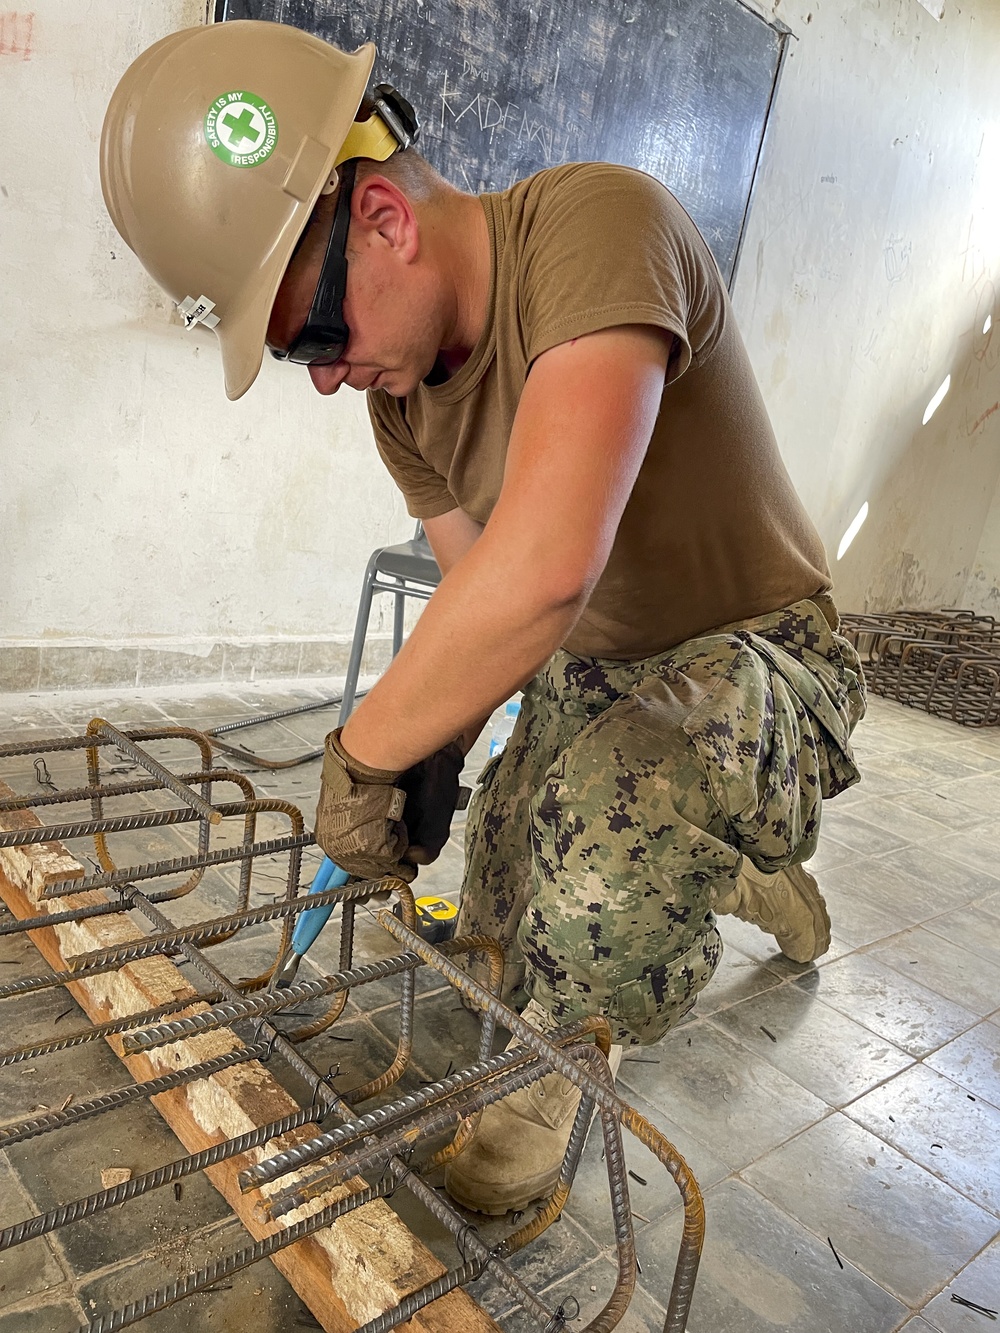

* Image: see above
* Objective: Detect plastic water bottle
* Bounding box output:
[488,699,521,757]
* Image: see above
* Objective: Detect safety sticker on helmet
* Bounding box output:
[205,91,278,169]
[177,295,220,330]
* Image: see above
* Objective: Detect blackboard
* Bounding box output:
[216,0,787,286]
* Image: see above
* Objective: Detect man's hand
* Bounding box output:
[314,728,415,882]
[397,740,466,866]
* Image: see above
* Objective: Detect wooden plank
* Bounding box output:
[0,780,498,1333]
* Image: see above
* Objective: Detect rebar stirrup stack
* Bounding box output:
[0,720,704,1333]
[840,608,1000,726]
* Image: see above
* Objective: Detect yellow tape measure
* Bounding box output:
[413,895,458,943]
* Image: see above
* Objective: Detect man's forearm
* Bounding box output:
[339,534,587,770]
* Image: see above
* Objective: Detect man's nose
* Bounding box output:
[308,360,350,395]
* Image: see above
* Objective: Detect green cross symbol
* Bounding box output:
[222,106,260,149]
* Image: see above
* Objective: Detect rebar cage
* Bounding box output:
[840,608,1000,728]
[0,720,704,1333]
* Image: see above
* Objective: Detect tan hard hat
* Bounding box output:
[101,21,399,399]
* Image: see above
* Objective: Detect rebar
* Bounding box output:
[0,1041,272,1148]
[85,720,221,824]
[0,1103,323,1251]
[0,723,704,1333]
[42,830,314,898]
[78,1179,396,1333]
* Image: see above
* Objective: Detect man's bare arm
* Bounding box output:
[341,324,671,770]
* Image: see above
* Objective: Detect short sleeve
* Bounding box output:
[366,391,459,520]
[519,164,724,380]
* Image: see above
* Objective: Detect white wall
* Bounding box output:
[1,0,413,690]
[2,0,999,692]
[734,0,1000,614]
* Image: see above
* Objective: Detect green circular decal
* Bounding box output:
[205,91,278,168]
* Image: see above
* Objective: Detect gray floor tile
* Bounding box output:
[922,903,1000,972]
[691,942,786,1017]
[4,1097,232,1280]
[818,809,911,857]
[820,880,913,948]
[924,829,1000,886]
[855,797,967,845]
[935,774,1000,817]
[0,1155,67,1309]
[894,787,994,831]
[921,1236,1000,1331]
[806,833,862,873]
[867,927,1000,1017]
[0,1301,83,1332]
[794,951,979,1056]
[846,1063,1000,1216]
[875,843,1000,907]
[742,1112,1000,1306]
[497,1256,668,1333]
[562,1081,731,1249]
[636,1177,906,1333]
[616,1021,829,1170]
[78,1217,305,1333]
[709,984,913,1107]
[819,859,953,933]
[925,1022,1000,1109]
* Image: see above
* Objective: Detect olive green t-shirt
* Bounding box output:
[367,162,832,660]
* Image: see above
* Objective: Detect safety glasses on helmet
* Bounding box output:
[270,159,358,366]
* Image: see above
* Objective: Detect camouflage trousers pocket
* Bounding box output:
[681,640,824,874]
[607,917,722,1046]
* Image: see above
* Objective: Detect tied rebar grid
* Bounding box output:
[0,721,703,1333]
[841,608,1000,726]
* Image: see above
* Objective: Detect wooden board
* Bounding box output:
[0,782,498,1333]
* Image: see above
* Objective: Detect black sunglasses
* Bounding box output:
[270,158,358,367]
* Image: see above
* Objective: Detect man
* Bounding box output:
[102,19,865,1217]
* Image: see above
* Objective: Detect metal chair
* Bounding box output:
[339,522,441,723]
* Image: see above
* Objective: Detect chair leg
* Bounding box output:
[339,551,381,726]
[392,579,406,658]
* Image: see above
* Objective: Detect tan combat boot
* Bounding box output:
[443,999,622,1216]
[716,860,830,963]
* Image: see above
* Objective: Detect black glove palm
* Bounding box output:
[397,740,467,865]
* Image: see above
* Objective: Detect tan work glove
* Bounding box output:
[314,728,415,883]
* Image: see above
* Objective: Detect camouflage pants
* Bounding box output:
[456,599,866,1046]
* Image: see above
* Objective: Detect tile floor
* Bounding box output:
[0,682,998,1332]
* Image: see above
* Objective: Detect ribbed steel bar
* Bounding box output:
[122,951,422,1053]
[206,693,342,735]
[78,1178,395,1333]
[67,878,355,976]
[84,720,221,825]
[378,912,703,1333]
[0,884,349,1001]
[119,882,558,1328]
[0,1103,323,1251]
[355,1260,487,1333]
[206,733,324,771]
[0,768,255,815]
[0,1041,272,1148]
[0,796,291,849]
[0,993,221,1067]
[242,1013,607,1193]
[265,1055,550,1220]
[42,831,314,898]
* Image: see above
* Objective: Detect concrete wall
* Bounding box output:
[735,0,1000,618]
[2,0,999,692]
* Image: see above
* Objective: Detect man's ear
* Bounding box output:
[352,176,419,263]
